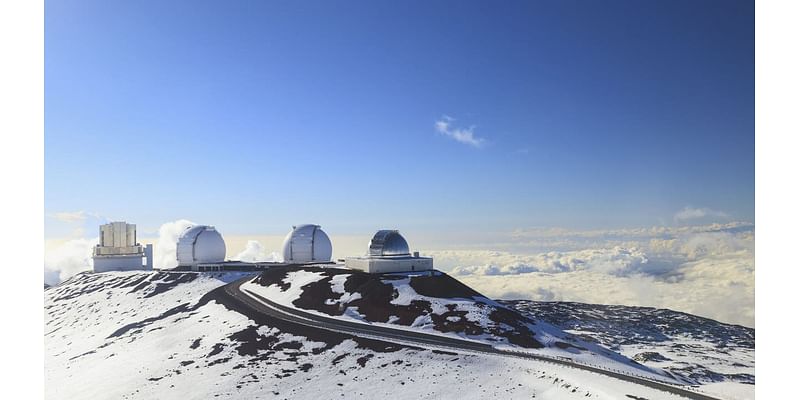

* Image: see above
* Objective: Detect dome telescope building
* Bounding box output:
[176,225,226,271]
[282,224,332,263]
[345,230,432,274]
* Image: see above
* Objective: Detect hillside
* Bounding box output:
[45,270,734,400]
[244,266,674,380]
[504,300,754,399]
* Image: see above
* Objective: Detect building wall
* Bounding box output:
[93,255,149,273]
[144,244,153,270]
[99,222,137,249]
[345,257,433,274]
[94,245,143,256]
[96,222,143,256]
[126,224,136,246]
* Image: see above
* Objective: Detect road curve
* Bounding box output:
[221,276,720,400]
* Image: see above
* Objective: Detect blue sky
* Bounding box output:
[45,0,754,238]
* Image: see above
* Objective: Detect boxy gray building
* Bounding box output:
[345,230,433,273]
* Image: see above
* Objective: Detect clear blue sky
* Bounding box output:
[45,0,754,237]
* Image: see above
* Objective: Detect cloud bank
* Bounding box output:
[433,222,755,327]
[674,206,729,222]
[434,116,485,147]
[451,247,649,276]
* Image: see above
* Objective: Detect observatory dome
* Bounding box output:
[368,230,410,257]
[281,224,332,263]
[345,230,432,273]
[176,225,226,266]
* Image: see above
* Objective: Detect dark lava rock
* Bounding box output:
[633,352,672,363]
[254,266,544,348]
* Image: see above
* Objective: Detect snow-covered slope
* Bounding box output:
[45,270,730,400]
[242,266,678,381]
[504,300,755,400]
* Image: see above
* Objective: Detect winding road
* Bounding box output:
[221,276,721,400]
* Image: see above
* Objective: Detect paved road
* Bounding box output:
[222,276,721,400]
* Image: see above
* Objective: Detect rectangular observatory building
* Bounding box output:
[345,255,433,274]
[93,222,153,272]
[345,230,433,274]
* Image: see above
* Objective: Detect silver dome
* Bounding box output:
[368,230,410,257]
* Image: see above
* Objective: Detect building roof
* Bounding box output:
[281,224,333,263]
[368,230,410,257]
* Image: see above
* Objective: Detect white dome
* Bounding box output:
[281,224,332,263]
[176,225,226,266]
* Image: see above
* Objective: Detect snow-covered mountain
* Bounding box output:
[503,300,754,399]
[45,270,751,400]
[244,266,673,377]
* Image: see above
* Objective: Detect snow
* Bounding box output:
[245,269,326,304]
[339,291,362,303]
[510,300,754,396]
[45,271,256,399]
[614,335,755,376]
[342,306,366,320]
[330,274,348,294]
[45,270,749,399]
[245,270,675,380]
[700,382,754,400]
[241,277,499,347]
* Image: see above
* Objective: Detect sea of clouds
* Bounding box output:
[43,218,754,327]
[430,222,754,327]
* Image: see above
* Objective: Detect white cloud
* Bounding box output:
[434,116,485,147]
[49,211,94,223]
[450,247,649,276]
[674,206,729,222]
[155,219,195,269]
[436,223,755,327]
[234,240,280,263]
[456,250,754,327]
[46,210,107,238]
[44,238,97,286]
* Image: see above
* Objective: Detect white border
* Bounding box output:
[0,0,44,398]
[756,0,800,399]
